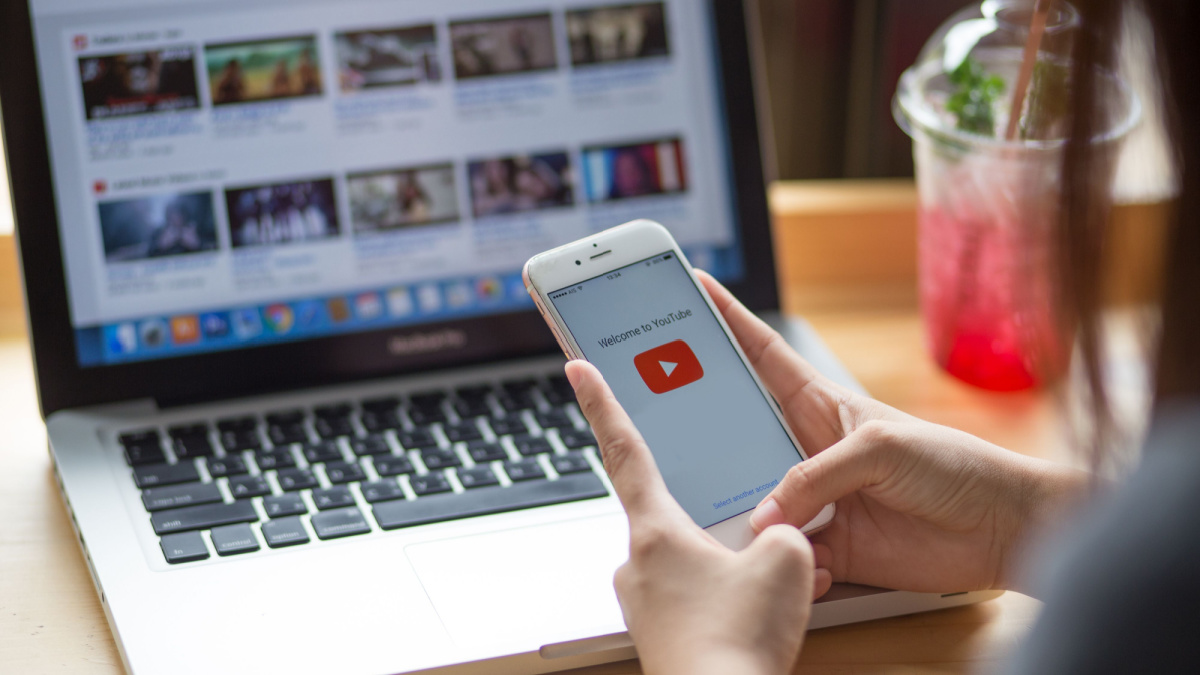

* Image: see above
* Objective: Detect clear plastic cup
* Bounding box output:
[893,0,1138,391]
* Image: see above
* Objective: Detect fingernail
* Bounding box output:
[565,362,584,390]
[750,498,783,532]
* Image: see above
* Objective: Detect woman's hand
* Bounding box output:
[695,271,1090,593]
[566,360,830,675]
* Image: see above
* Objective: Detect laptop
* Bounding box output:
[0,0,1002,672]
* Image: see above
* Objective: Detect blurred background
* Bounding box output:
[755,0,965,181]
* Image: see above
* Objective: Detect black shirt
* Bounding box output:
[1005,402,1200,673]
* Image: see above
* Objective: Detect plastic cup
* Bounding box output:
[893,1,1138,391]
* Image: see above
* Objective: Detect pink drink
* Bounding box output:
[914,139,1067,391]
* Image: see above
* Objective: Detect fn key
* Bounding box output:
[160,531,209,564]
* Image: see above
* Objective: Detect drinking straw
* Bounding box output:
[1004,0,1053,140]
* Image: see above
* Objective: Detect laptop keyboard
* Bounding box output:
[119,375,609,564]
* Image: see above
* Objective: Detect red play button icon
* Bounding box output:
[634,340,704,394]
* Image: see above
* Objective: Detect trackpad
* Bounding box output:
[406,515,630,653]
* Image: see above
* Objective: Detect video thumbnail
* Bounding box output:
[347,164,460,232]
[224,179,340,248]
[567,3,670,67]
[98,192,218,263]
[468,152,574,218]
[582,138,686,203]
[78,47,201,120]
[205,35,323,106]
[450,13,558,80]
[335,25,442,92]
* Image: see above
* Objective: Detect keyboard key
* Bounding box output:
[410,473,452,496]
[211,523,260,556]
[219,429,262,452]
[535,409,574,430]
[123,442,166,467]
[544,375,576,405]
[552,452,592,475]
[351,435,391,457]
[512,435,553,457]
[467,441,508,463]
[205,454,248,478]
[303,440,344,464]
[558,429,597,449]
[160,531,209,564]
[420,448,461,470]
[360,410,401,432]
[396,428,435,449]
[120,430,165,466]
[374,473,608,530]
[454,397,492,418]
[276,468,318,492]
[262,517,309,548]
[504,459,546,482]
[361,396,399,412]
[167,423,209,439]
[324,460,365,484]
[455,385,492,400]
[488,415,529,437]
[268,422,308,446]
[374,455,415,477]
[499,379,539,411]
[228,475,272,499]
[174,435,215,459]
[314,416,354,439]
[254,448,296,471]
[151,500,258,535]
[216,416,257,432]
[443,422,482,443]
[408,407,447,425]
[314,403,353,418]
[133,461,200,488]
[457,466,499,489]
[264,493,307,518]
[361,479,405,503]
[409,392,446,409]
[312,507,371,540]
[141,482,222,511]
[265,410,304,425]
[119,428,160,446]
[312,486,355,510]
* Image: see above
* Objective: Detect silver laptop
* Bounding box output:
[0,1,1000,672]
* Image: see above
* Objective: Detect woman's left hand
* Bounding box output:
[565,360,831,675]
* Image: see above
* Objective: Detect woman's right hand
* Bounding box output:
[698,271,1089,593]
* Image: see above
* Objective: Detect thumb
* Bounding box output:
[749,422,896,532]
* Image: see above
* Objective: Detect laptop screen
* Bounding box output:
[25,0,745,368]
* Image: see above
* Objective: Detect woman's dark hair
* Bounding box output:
[1061,0,1196,464]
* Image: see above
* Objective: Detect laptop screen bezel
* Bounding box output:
[0,0,780,417]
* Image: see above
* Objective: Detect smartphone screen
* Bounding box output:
[548,251,802,528]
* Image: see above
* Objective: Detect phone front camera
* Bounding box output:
[575,260,581,266]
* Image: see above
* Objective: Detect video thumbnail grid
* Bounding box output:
[74,2,670,123]
[95,135,688,266]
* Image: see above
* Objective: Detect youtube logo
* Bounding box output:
[634,340,704,394]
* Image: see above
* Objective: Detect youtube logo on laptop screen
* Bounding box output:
[549,252,804,528]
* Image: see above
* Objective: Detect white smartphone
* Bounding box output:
[524,219,834,549]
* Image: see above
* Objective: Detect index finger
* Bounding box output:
[565,360,690,527]
[695,270,852,451]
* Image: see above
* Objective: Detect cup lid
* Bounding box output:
[893,0,1138,150]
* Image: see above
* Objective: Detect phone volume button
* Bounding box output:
[550,326,569,354]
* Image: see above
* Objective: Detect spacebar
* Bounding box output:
[373,473,608,530]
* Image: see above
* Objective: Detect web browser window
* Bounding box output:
[548,252,802,527]
[24,0,746,366]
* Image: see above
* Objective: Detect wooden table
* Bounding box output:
[1,181,1092,673]
[0,308,1059,674]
